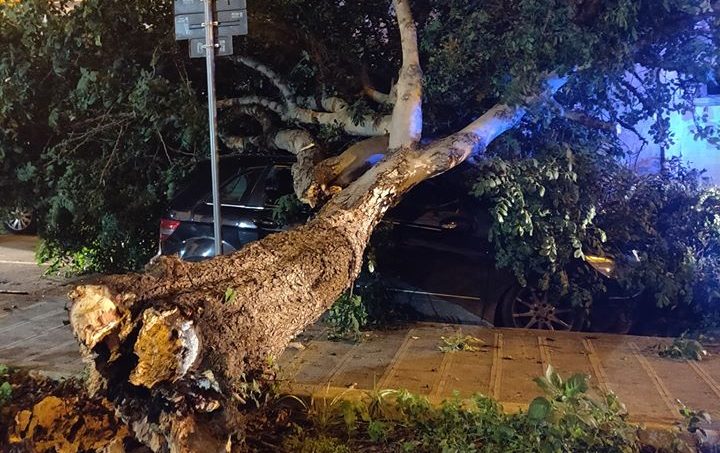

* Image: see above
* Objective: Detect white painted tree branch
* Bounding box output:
[223,57,392,136]
[363,85,394,105]
[218,96,391,137]
[234,56,296,105]
[428,73,571,166]
[389,0,423,149]
[361,65,396,105]
[216,96,285,115]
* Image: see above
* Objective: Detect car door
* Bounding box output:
[376,179,496,321]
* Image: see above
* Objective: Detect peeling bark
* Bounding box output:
[271,128,321,202]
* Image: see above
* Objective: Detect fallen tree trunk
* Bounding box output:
[67,143,439,451]
[67,81,567,451]
[65,0,569,446]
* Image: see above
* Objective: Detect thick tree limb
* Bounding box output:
[307,135,390,205]
[218,95,391,137]
[361,66,396,105]
[234,56,296,104]
[389,0,423,149]
[272,129,322,202]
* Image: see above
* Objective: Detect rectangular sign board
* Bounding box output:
[175,10,247,40]
[175,14,204,40]
[174,0,246,15]
[189,35,234,58]
[218,10,248,36]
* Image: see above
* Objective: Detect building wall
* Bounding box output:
[620,97,720,184]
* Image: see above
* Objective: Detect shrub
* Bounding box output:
[472,146,720,328]
[0,0,206,273]
[283,368,642,452]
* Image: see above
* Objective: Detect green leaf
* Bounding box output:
[528,396,552,421]
[224,287,237,304]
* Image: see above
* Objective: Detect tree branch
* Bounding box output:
[308,135,390,205]
[220,135,261,152]
[551,98,617,131]
[218,95,391,137]
[271,129,322,203]
[216,96,285,115]
[389,0,423,149]
[361,66,396,105]
[234,56,296,105]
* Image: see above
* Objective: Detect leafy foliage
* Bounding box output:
[325,291,369,341]
[679,403,713,438]
[656,336,709,361]
[1,0,206,272]
[472,141,720,326]
[271,194,308,226]
[0,365,10,408]
[438,332,484,353]
[282,368,643,452]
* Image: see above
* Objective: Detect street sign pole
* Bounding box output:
[175,0,247,257]
[203,0,223,257]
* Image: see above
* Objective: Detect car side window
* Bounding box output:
[219,167,263,204]
[264,166,295,206]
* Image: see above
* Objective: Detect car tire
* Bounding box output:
[3,207,35,234]
[499,287,585,331]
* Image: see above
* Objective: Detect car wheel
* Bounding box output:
[500,288,584,331]
[3,207,34,234]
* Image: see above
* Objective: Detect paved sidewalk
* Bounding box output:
[0,234,83,377]
[2,234,720,432]
[279,323,720,429]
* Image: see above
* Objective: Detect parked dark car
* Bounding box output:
[159,155,640,331]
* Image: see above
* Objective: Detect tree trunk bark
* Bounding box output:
[68,143,442,451]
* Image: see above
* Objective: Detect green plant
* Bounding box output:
[284,367,643,452]
[678,402,712,438]
[1,0,206,274]
[472,146,720,330]
[272,194,308,226]
[0,364,11,407]
[282,434,352,453]
[656,336,708,361]
[223,287,237,304]
[438,332,484,353]
[325,291,368,341]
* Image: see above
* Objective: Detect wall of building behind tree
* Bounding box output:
[621,94,720,184]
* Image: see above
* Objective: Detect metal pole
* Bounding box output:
[203,0,223,256]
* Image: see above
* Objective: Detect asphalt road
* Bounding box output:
[0,234,83,377]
